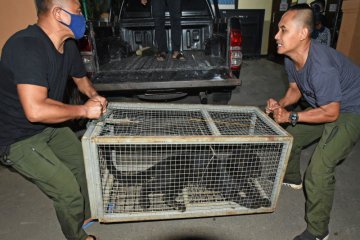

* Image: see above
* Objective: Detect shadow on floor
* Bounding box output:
[163,235,219,240]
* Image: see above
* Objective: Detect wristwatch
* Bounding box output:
[289,112,298,126]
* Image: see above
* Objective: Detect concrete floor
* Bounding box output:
[1,59,359,240]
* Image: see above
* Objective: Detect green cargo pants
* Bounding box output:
[285,113,360,237]
[7,127,90,240]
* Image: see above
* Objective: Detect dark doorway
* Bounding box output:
[323,0,343,48]
[267,0,292,64]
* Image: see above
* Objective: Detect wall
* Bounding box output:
[237,0,273,55]
[336,0,360,65]
[0,0,37,55]
[0,0,272,56]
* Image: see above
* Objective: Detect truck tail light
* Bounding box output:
[230,29,243,71]
[77,35,96,76]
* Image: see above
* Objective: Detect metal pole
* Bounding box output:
[331,0,343,48]
[82,0,89,20]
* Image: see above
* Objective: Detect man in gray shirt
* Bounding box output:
[266,4,360,240]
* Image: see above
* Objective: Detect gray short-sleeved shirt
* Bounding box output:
[285,40,360,114]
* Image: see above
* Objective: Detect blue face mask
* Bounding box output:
[60,9,86,39]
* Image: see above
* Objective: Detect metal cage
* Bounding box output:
[82,102,293,223]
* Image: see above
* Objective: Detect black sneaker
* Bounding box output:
[293,230,329,240]
[283,178,303,190]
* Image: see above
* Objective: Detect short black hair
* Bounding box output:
[34,0,54,16]
[288,3,312,11]
[287,3,315,35]
[310,0,326,13]
[314,12,326,26]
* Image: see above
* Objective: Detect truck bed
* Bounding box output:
[92,51,239,91]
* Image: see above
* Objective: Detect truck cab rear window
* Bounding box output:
[121,0,211,19]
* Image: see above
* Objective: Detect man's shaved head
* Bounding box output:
[34,0,64,16]
[286,4,314,37]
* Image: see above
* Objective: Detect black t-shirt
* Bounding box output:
[0,24,86,147]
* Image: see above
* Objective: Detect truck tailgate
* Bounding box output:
[92,51,240,91]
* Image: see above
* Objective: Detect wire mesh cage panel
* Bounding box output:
[82,102,293,222]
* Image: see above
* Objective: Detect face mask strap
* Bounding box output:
[60,8,72,15]
[59,8,83,24]
[58,8,86,39]
[58,8,72,27]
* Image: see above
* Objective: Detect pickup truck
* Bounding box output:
[78,0,243,104]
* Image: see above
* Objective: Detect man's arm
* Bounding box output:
[278,82,302,107]
[73,76,108,113]
[298,102,339,123]
[17,84,103,124]
[73,76,98,99]
[273,102,340,124]
[266,82,302,114]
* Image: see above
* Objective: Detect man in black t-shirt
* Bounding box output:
[266,4,360,240]
[0,1,106,240]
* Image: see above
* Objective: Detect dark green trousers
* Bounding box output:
[7,127,90,240]
[286,113,360,236]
